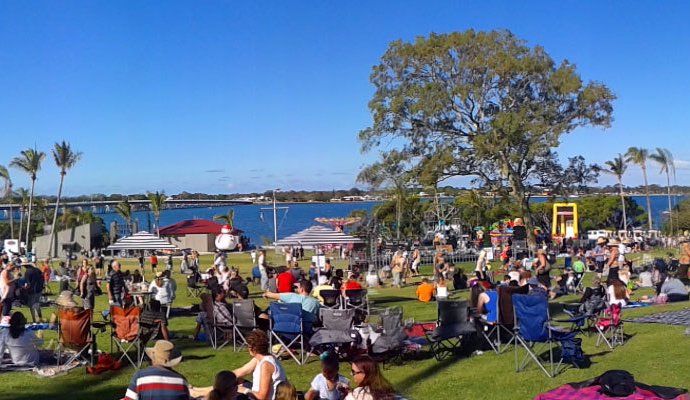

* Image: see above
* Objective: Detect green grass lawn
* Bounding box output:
[2,249,689,400]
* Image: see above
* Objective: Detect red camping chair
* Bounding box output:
[57,307,105,367]
[595,303,624,349]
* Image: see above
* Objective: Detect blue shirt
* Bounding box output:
[279,293,320,319]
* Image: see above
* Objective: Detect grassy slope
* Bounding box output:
[2,249,689,400]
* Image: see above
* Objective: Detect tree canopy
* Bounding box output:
[359,30,615,243]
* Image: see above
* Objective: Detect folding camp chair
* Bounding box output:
[512,294,564,378]
[187,275,204,298]
[477,290,514,354]
[109,306,156,369]
[370,306,408,364]
[232,299,257,351]
[56,307,105,367]
[344,289,369,323]
[269,302,309,365]
[595,303,624,349]
[320,289,342,310]
[425,300,476,361]
[309,308,356,358]
[196,293,233,350]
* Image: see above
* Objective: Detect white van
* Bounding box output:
[2,239,23,255]
[586,230,612,241]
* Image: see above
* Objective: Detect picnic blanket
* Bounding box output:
[535,384,690,400]
[626,308,690,326]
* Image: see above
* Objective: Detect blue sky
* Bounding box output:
[1,1,689,196]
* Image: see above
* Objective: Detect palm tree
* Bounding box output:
[626,147,652,230]
[604,154,628,232]
[48,141,82,257]
[15,188,29,249]
[649,148,676,234]
[147,191,167,237]
[10,148,46,250]
[0,165,13,238]
[115,199,133,235]
[213,208,236,227]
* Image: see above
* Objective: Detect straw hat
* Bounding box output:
[155,271,164,278]
[145,340,182,368]
[596,237,608,245]
[607,238,621,246]
[56,291,78,308]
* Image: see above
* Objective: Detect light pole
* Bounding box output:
[273,188,280,243]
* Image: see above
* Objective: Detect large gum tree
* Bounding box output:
[359,30,615,246]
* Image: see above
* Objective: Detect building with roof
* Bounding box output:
[159,219,242,253]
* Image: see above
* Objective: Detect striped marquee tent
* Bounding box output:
[107,231,178,251]
[274,225,364,246]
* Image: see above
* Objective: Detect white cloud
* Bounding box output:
[674,160,690,170]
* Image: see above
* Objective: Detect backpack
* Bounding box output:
[597,370,636,397]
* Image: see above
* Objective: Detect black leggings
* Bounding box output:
[667,293,690,303]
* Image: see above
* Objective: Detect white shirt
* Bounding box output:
[607,285,627,306]
[310,373,350,400]
[148,280,172,305]
[345,387,374,400]
[252,355,286,400]
[475,250,487,272]
[638,271,653,287]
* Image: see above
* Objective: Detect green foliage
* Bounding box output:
[359,29,615,244]
[576,195,644,231]
[213,208,236,226]
[371,195,428,239]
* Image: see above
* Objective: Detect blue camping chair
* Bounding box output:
[269,302,309,365]
[512,294,563,378]
[425,300,476,361]
[477,290,514,354]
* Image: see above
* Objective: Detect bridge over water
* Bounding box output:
[0,198,253,220]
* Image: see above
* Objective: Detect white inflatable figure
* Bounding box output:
[215,224,238,251]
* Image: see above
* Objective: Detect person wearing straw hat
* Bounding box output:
[124,340,190,400]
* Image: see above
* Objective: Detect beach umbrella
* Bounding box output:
[107,231,178,251]
[274,225,364,246]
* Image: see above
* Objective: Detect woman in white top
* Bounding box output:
[149,272,173,308]
[0,312,42,366]
[607,279,629,306]
[345,355,396,400]
[235,330,286,400]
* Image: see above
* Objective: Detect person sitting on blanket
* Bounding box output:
[636,266,654,288]
[0,312,42,366]
[659,272,690,303]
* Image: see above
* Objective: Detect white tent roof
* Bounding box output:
[274,225,364,246]
[107,231,178,251]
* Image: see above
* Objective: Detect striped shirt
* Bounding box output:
[124,366,190,400]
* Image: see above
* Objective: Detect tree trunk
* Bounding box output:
[25,179,36,251]
[642,164,652,230]
[17,206,23,247]
[395,190,402,240]
[8,201,14,238]
[666,171,673,235]
[49,174,65,258]
[619,178,627,232]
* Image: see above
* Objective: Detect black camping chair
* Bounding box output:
[425,300,476,361]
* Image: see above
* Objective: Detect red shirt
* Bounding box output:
[342,280,362,293]
[277,271,295,293]
[151,255,158,265]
